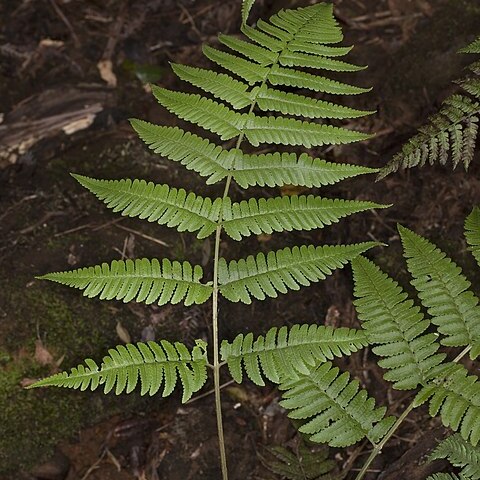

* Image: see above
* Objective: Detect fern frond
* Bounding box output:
[218,242,378,303]
[465,207,480,266]
[279,362,396,447]
[254,85,374,119]
[351,255,445,390]
[231,152,377,189]
[262,442,337,480]
[74,174,381,241]
[288,39,352,57]
[242,115,372,147]
[38,258,212,306]
[130,120,233,185]
[203,44,268,85]
[171,63,252,109]
[130,120,376,188]
[379,35,480,179]
[29,340,208,402]
[278,50,365,72]
[221,196,385,241]
[429,434,480,480]
[267,64,371,95]
[219,33,278,65]
[459,37,480,54]
[221,324,368,385]
[152,86,245,141]
[73,174,220,239]
[414,364,480,446]
[399,225,480,357]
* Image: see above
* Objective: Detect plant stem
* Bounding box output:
[354,403,415,480]
[212,223,229,480]
[210,82,266,480]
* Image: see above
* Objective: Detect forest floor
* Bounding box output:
[1,0,480,479]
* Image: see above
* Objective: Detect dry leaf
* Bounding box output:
[116,321,131,344]
[97,59,117,87]
[20,377,37,388]
[280,184,309,196]
[34,339,54,366]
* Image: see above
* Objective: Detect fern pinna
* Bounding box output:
[379,35,480,179]
[348,208,480,479]
[30,3,383,478]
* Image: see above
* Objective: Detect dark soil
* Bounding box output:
[1,0,479,479]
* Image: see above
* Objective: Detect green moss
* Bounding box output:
[0,276,145,474]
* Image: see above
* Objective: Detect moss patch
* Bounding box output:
[0,276,144,473]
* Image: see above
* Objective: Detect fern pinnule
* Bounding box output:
[221,324,368,385]
[351,255,446,390]
[398,225,480,358]
[279,362,396,448]
[38,257,213,306]
[218,242,378,304]
[428,433,480,480]
[465,207,480,266]
[28,340,208,403]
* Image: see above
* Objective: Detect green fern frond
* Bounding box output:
[459,36,480,54]
[279,361,396,447]
[221,324,368,385]
[429,433,480,480]
[465,207,480,266]
[73,174,220,239]
[218,242,378,304]
[171,63,252,109]
[74,173,382,241]
[267,64,371,95]
[153,86,371,147]
[220,196,386,241]
[379,36,480,178]
[414,364,480,446]
[130,120,377,188]
[351,255,446,390]
[231,152,377,189]
[262,442,338,480]
[398,225,480,357]
[254,85,374,119]
[152,86,245,141]
[203,44,268,85]
[219,33,278,65]
[38,258,212,306]
[28,340,208,402]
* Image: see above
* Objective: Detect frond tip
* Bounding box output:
[28,340,209,403]
[38,258,213,306]
[221,324,368,385]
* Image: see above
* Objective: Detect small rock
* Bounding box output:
[29,449,70,480]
